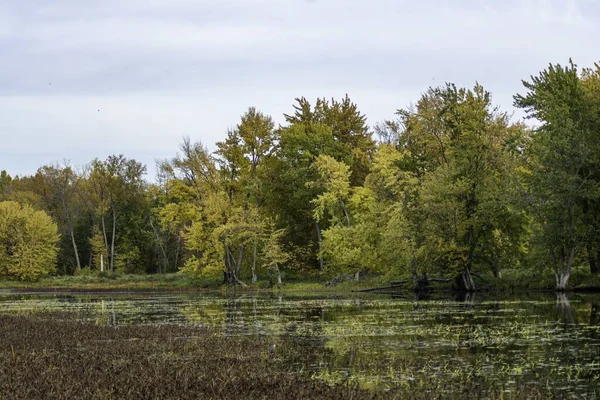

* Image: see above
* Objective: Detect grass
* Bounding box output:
[0,272,390,294]
[0,273,219,292]
[1,265,599,294]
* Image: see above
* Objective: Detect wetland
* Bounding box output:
[0,290,599,399]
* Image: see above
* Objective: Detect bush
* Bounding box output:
[73,266,93,277]
[0,201,59,280]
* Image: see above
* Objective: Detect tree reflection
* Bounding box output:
[555,293,576,325]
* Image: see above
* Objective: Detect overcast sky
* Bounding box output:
[1,0,598,179]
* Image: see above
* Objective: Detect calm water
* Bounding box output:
[1,290,599,396]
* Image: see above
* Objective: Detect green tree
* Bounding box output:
[262,227,290,287]
[35,163,84,272]
[263,122,340,271]
[515,61,600,289]
[0,170,11,197]
[86,155,147,272]
[391,83,525,290]
[284,95,374,185]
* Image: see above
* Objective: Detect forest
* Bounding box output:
[1,60,600,292]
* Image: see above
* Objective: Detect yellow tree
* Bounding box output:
[0,201,59,280]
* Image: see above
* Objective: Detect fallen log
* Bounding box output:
[353,285,404,293]
[359,276,454,293]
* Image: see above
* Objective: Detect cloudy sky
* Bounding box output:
[1,0,598,179]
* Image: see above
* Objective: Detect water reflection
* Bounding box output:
[555,293,576,324]
[1,291,599,396]
[590,303,600,326]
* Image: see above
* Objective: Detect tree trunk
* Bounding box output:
[224,269,247,286]
[226,246,232,270]
[224,246,246,286]
[587,244,598,275]
[251,242,257,283]
[110,207,116,272]
[554,246,576,291]
[455,268,476,291]
[101,214,109,252]
[592,248,600,274]
[556,274,570,291]
[315,222,324,272]
[62,198,81,271]
[236,245,244,278]
[275,263,282,287]
[412,271,430,291]
[174,232,181,270]
[70,228,82,271]
[149,219,168,274]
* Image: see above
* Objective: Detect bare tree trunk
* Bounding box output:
[149,219,168,274]
[456,268,476,291]
[101,214,109,252]
[315,222,324,272]
[70,228,82,271]
[275,263,282,287]
[555,246,576,291]
[224,246,247,286]
[61,198,81,271]
[110,207,116,272]
[224,247,231,284]
[236,245,244,278]
[226,246,233,271]
[251,242,257,283]
[174,232,181,270]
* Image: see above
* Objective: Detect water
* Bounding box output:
[1,290,599,396]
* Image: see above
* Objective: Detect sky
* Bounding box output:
[1,0,599,179]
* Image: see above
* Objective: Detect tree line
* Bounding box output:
[1,60,599,290]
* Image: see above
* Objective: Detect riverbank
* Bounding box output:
[0,273,390,294]
[1,265,599,293]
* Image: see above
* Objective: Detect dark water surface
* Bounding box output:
[1,290,599,396]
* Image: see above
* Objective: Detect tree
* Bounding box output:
[284,95,375,186]
[309,155,352,228]
[86,155,147,272]
[0,171,11,197]
[515,61,600,289]
[0,201,59,280]
[262,227,290,287]
[228,108,277,282]
[387,83,525,290]
[35,163,84,271]
[262,122,340,271]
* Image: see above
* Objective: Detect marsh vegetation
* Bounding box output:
[1,291,598,398]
